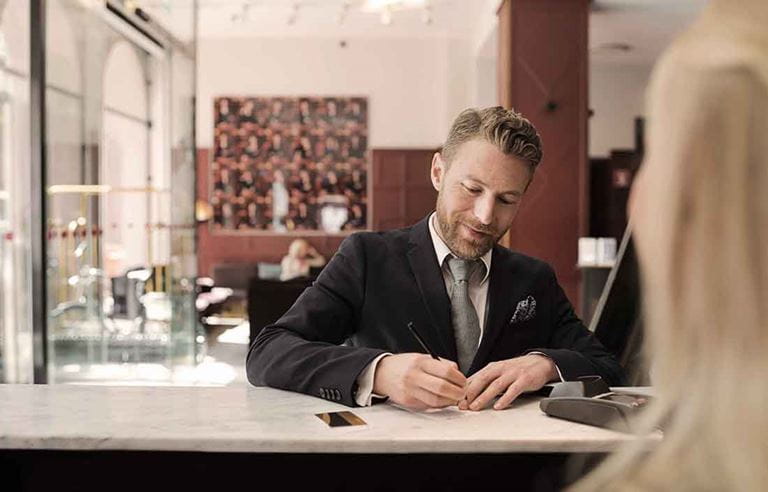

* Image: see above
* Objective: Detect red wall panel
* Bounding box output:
[498,0,589,308]
[371,149,437,231]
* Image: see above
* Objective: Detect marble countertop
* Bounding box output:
[0,384,658,454]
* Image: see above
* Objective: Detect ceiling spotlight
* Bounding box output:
[337,1,350,25]
[336,2,349,25]
[421,6,432,25]
[231,3,251,24]
[363,0,427,11]
[287,3,300,25]
[381,6,392,25]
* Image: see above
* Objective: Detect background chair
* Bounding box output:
[247,276,314,345]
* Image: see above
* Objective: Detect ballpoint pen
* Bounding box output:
[408,321,470,405]
[407,321,440,360]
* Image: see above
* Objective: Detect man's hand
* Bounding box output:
[373,353,466,410]
[458,354,557,411]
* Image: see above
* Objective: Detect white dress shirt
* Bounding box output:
[354,213,491,406]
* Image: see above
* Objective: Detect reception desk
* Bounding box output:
[0,385,657,491]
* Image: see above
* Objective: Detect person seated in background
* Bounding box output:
[279,238,326,281]
[573,1,768,490]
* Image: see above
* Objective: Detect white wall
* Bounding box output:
[103,41,151,272]
[470,2,499,110]
[475,56,497,109]
[589,63,653,157]
[196,36,479,150]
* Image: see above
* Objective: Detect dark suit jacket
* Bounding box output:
[246,216,625,406]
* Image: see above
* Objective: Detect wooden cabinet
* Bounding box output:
[371,149,437,231]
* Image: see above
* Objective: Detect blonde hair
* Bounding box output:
[442,106,542,169]
[572,19,768,492]
[287,239,309,258]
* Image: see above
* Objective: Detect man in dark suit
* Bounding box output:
[247,107,624,411]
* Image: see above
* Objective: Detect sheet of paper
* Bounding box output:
[373,403,486,422]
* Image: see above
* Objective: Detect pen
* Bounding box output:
[407,321,440,360]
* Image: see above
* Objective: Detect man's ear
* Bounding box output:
[430,152,444,192]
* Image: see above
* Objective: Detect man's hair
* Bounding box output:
[441,106,543,169]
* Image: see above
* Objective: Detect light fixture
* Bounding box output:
[231,3,251,24]
[361,0,431,26]
[287,2,300,25]
[336,1,351,25]
[361,0,428,11]
[421,5,432,24]
[380,6,392,25]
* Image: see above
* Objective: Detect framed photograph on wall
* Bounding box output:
[211,96,369,233]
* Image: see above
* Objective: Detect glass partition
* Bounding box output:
[45,0,198,384]
[167,45,199,370]
[0,0,33,383]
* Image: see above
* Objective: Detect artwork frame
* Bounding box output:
[210,95,370,235]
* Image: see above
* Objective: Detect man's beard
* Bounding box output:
[435,193,501,260]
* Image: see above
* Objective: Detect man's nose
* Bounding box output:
[473,194,495,226]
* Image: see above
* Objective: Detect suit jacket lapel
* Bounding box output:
[406,217,457,361]
[469,245,520,374]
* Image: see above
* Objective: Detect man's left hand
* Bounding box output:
[459,354,557,411]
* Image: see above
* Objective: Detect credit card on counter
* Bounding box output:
[315,411,367,427]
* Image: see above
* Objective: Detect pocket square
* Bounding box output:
[510,295,537,324]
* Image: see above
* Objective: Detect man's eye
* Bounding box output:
[462,184,481,194]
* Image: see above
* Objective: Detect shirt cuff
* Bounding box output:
[354,353,392,406]
[528,351,565,382]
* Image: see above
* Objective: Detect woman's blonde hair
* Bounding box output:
[288,239,309,258]
[572,17,768,492]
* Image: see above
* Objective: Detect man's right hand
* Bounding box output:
[372,353,466,410]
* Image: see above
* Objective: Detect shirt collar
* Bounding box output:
[428,212,492,284]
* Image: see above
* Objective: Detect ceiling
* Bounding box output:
[193,0,483,39]
[140,0,710,66]
[590,0,710,66]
